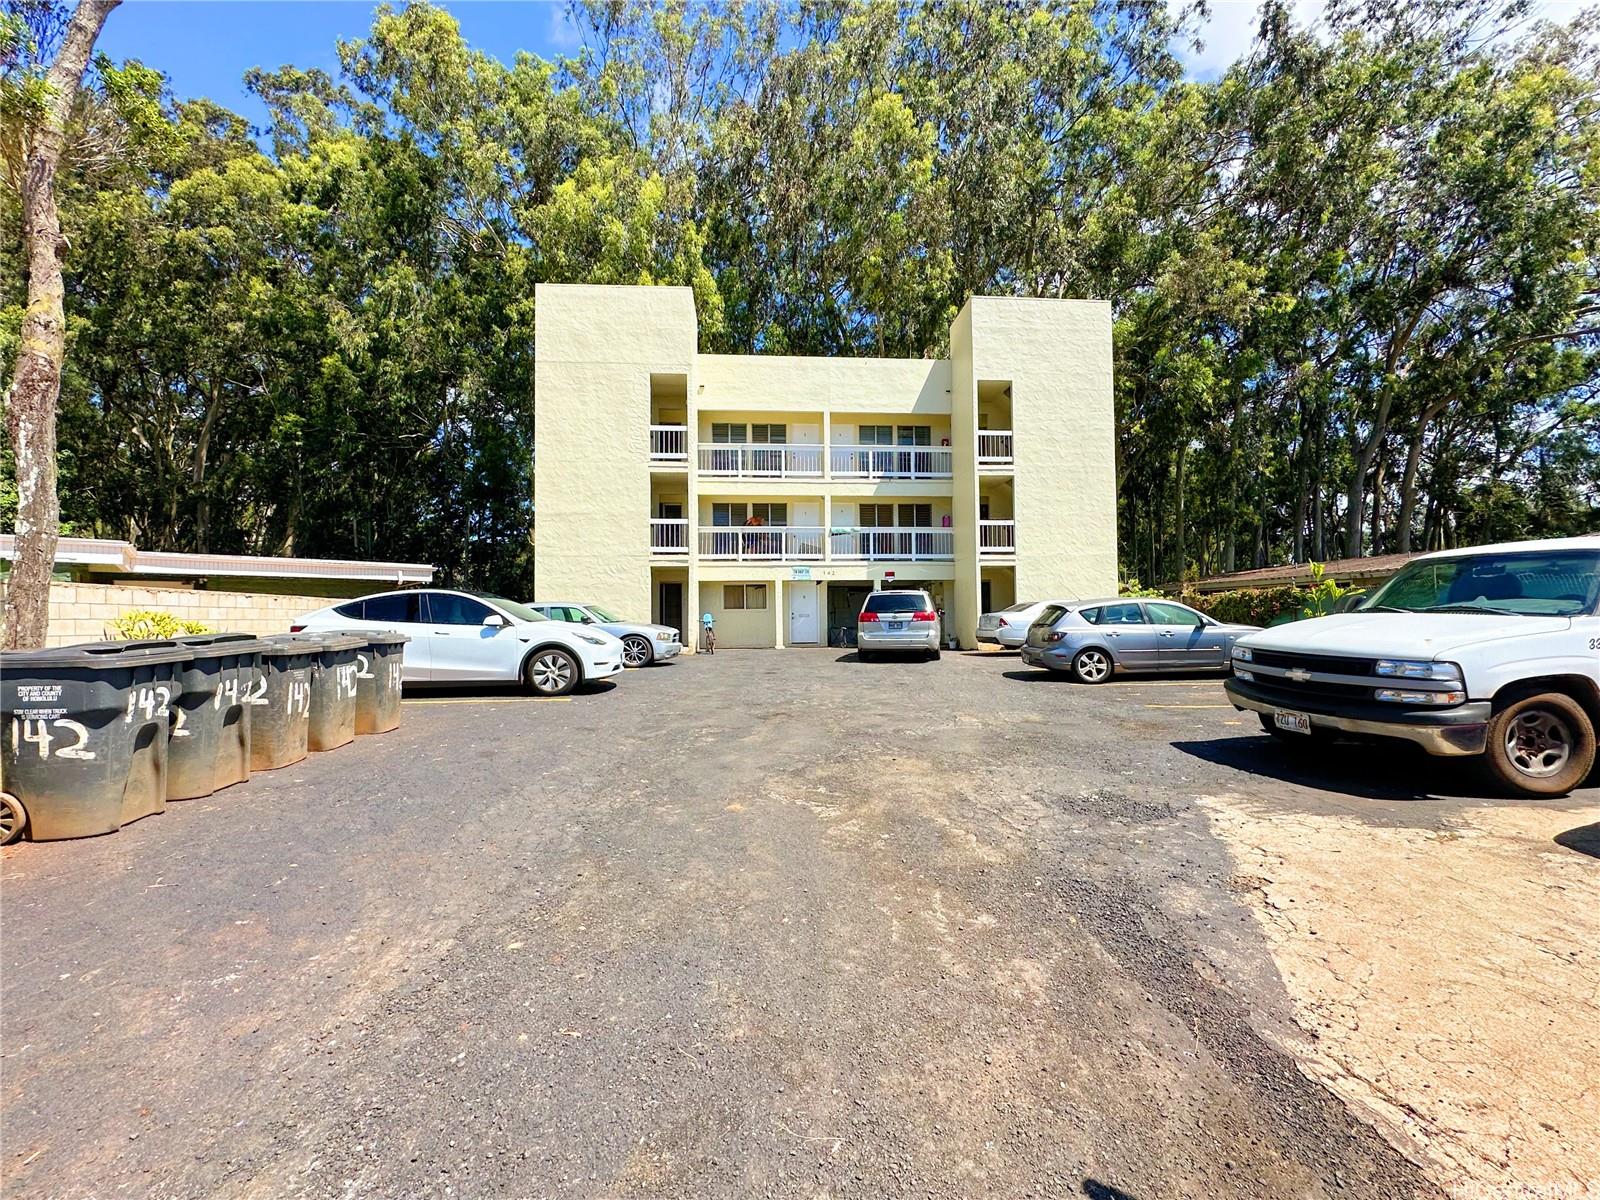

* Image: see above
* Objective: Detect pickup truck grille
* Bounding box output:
[1250,649,1376,676]
[1249,677,1374,706]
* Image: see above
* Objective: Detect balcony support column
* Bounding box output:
[821,411,831,480]
[773,581,785,650]
[822,494,832,563]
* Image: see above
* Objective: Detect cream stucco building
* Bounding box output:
[533,284,1115,650]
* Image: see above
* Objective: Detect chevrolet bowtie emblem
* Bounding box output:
[1286,668,1313,682]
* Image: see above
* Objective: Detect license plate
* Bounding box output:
[886,621,906,631]
[1273,709,1311,735]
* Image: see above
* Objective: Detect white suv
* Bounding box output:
[1224,536,1600,797]
[294,589,624,696]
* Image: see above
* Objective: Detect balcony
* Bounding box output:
[698,444,824,479]
[692,525,956,562]
[829,445,952,480]
[979,520,1015,556]
[700,527,826,560]
[649,518,690,555]
[977,431,1014,469]
[649,425,689,464]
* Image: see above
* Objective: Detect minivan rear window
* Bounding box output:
[865,593,930,613]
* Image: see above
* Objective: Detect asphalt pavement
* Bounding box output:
[7,648,1588,1198]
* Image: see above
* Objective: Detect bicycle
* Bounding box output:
[701,623,716,655]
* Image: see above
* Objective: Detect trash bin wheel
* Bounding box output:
[0,792,28,845]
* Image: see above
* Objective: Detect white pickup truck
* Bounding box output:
[1224,536,1600,797]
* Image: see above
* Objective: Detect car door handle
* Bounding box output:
[1160,631,1176,637]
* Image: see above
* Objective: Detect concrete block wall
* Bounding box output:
[1,582,334,647]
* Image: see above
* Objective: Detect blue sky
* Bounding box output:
[98,0,585,129]
[98,0,1594,133]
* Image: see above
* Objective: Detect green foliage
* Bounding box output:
[5,0,1596,595]
[1117,578,1166,598]
[1179,587,1312,628]
[105,610,213,640]
[1298,563,1364,620]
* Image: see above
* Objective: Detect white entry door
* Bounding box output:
[788,582,820,644]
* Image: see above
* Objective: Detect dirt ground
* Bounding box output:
[2,649,1595,1199]
[1200,795,1600,1199]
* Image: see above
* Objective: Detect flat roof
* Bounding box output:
[0,536,434,584]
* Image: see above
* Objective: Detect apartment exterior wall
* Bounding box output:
[534,285,1114,651]
[967,297,1117,605]
[535,284,697,625]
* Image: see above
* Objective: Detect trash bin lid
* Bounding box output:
[260,634,322,660]
[269,631,366,653]
[358,630,410,647]
[175,632,272,656]
[1,638,194,671]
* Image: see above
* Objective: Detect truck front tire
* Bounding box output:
[1483,692,1595,798]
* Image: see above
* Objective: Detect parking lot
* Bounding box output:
[4,649,1596,1200]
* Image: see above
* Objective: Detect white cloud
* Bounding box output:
[544,1,581,55]
[1179,0,1597,79]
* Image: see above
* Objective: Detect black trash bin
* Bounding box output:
[1,639,192,842]
[167,633,271,800]
[353,631,408,736]
[288,632,364,752]
[252,637,318,771]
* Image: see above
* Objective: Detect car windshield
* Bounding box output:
[586,605,622,622]
[1362,549,1600,617]
[476,595,546,622]
[866,593,930,613]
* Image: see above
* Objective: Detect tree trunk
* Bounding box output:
[1396,398,1448,554]
[2,0,121,649]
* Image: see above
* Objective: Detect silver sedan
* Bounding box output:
[529,602,684,667]
[977,600,1059,648]
[1019,598,1259,683]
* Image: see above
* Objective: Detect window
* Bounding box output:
[859,425,893,446]
[897,425,932,446]
[898,504,932,528]
[751,424,786,444]
[1096,602,1147,626]
[1366,550,1600,616]
[859,503,894,527]
[363,593,421,623]
[334,601,364,618]
[723,584,767,610]
[427,592,496,625]
[1145,601,1204,627]
[865,591,930,613]
[712,503,747,526]
[711,423,748,444]
[752,503,787,526]
[711,503,787,526]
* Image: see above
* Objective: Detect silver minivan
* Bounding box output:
[856,589,942,661]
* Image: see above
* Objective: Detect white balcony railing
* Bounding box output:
[829,445,953,479]
[979,519,1016,556]
[697,444,824,478]
[831,527,955,561]
[650,518,690,554]
[699,526,827,561]
[977,431,1014,467]
[649,425,689,463]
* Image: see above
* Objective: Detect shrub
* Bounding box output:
[106,610,214,640]
[1178,585,1309,627]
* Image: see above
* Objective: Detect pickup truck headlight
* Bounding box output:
[1233,647,1253,662]
[1234,669,1254,682]
[1375,688,1466,705]
[575,632,608,646]
[1375,659,1462,681]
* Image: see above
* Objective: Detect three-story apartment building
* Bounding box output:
[533,284,1115,650]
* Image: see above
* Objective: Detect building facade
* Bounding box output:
[533,284,1116,650]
